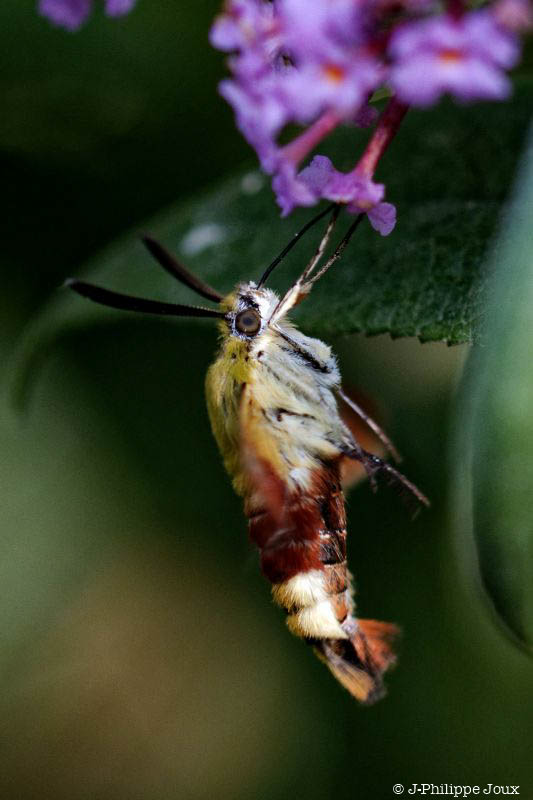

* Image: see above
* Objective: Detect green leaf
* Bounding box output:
[10,83,532,405]
[452,126,533,651]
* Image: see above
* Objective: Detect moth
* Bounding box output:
[68,204,428,704]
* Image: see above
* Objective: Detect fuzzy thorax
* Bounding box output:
[205,281,350,500]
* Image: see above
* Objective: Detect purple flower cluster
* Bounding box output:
[211,0,522,228]
[39,0,137,31]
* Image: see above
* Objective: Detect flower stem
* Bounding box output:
[447,0,465,21]
[356,97,409,178]
[281,108,341,166]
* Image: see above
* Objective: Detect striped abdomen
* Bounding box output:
[247,462,398,704]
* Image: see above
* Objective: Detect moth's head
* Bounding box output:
[219,281,279,341]
[66,206,358,336]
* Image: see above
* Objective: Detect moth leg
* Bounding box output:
[341,439,380,492]
[338,388,401,463]
[343,447,429,515]
[299,205,340,284]
[304,213,364,289]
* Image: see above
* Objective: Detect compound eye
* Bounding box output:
[235,308,261,336]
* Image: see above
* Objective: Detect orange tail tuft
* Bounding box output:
[315,618,399,704]
[356,619,399,674]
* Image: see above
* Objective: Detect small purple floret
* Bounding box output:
[38,0,91,30]
[389,10,520,106]
[297,155,396,234]
[39,0,137,29]
[105,0,137,16]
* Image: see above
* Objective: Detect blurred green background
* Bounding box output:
[1,2,532,799]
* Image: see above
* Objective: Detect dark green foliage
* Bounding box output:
[453,131,533,650]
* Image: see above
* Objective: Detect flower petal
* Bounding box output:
[38,0,92,30]
[105,0,137,17]
[366,202,397,236]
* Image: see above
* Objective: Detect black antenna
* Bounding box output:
[141,235,223,303]
[66,279,226,319]
[257,203,337,288]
